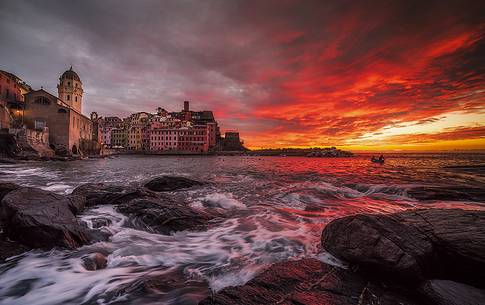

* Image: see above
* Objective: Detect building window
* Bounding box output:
[34,120,45,129]
[34,97,50,105]
[58,108,67,113]
[68,82,71,86]
[75,96,77,102]
[67,95,70,101]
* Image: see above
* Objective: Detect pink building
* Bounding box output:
[149,128,179,151]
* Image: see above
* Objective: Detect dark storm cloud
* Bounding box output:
[0,0,484,148]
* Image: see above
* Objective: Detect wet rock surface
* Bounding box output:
[0,187,92,249]
[199,258,418,305]
[117,197,221,235]
[73,181,221,235]
[144,176,205,192]
[407,186,485,202]
[321,208,485,288]
[72,182,159,206]
[419,280,485,305]
[204,208,485,305]
[82,252,108,271]
[0,236,30,263]
[0,181,20,202]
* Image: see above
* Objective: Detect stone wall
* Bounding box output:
[9,128,54,158]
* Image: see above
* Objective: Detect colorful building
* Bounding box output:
[102,101,223,153]
[0,70,31,128]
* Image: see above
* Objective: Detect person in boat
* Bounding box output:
[378,154,384,162]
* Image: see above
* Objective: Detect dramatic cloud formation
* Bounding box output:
[0,0,484,150]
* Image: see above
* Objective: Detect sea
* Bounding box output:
[0,154,484,304]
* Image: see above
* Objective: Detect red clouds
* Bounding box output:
[226,2,485,150]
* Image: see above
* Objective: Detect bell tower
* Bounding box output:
[57,66,83,113]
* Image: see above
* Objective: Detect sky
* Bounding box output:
[0,0,484,151]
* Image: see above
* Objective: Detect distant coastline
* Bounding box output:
[247,146,353,157]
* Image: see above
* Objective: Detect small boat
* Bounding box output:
[371,157,384,164]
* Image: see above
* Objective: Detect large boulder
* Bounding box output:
[72,183,159,206]
[321,209,485,288]
[199,258,418,305]
[0,187,92,249]
[117,197,220,235]
[144,176,204,192]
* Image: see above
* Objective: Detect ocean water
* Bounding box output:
[0,154,484,304]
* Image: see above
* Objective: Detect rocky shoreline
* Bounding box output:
[0,177,484,304]
[203,208,485,305]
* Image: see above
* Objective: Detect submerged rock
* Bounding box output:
[117,197,220,235]
[81,217,112,229]
[144,176,204,192]
[72,183,159,206]
[199,258,418,305]
[0,187,92,249]
[321,208,485,288]
[82,252,108,271]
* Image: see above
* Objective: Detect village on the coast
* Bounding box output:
[0,67,246,159]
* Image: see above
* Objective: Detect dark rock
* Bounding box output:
[0,182,20,202]
[85,228,112,243]
[407,186,485,202]
[82,252,108,271]
[0,133,20,157]
[0,187,92,249]
[81,217,112,229]
[144,176,204,192]
[0,236,30,263]
[66,194,86,214]
[0,157,18,164]
[113,269,209,304]
[117,197,220,235]
[419,280,485,305]
[54,146,69,157]
[72,183,159,206]
[199,258,418,305]
[321,209,485,288]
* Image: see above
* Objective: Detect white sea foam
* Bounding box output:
[191,192,246,210]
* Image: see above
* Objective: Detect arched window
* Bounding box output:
[68,82,71,86]
[67,95,70,101]
[75,96,77,102]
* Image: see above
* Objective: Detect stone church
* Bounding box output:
[23,67,100,155]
